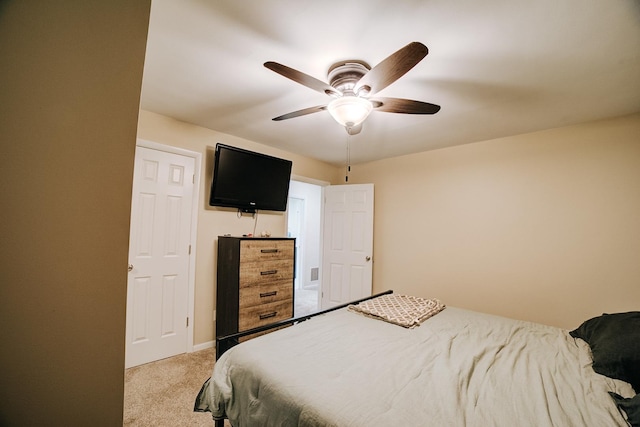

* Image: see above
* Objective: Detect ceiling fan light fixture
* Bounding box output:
[327,96,373,127]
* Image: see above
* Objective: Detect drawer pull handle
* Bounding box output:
[260,249,279,253]
[260,291,277,298]
[260,270,278,275]
[259,312,277,320]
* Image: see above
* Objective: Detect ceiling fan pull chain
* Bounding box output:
[345,134,351,183]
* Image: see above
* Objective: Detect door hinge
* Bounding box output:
[192,174,195,184]
[189,244,192,255]
[186,317,189,327]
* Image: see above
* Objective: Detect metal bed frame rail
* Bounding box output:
[215,289,393,359]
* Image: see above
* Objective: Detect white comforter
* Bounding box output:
[199,307,634,426]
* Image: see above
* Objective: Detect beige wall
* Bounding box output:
[350,113,640,329]
[137,110,341,344]
[0,1,150,425]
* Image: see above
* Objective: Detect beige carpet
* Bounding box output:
[124,347,224,426]
[124,291,317,426]
[295,287,319,317]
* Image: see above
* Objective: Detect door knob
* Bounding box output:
[128,264,134,272]
[365,256,371,262]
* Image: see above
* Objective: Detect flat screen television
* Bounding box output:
[209,143,293,212]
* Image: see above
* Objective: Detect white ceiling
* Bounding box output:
[140,0,640,166]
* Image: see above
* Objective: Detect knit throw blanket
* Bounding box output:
[348,294,446,328]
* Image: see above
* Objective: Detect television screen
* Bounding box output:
[209,143,293,212]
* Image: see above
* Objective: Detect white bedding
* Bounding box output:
[197,306,634,426]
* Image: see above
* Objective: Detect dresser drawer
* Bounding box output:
[239,280,293,308]
[240,239,295,262]
[238,299,292,331]
[239,259,294,284]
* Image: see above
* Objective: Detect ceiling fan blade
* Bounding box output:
[371,97,441,114]
[272,105,327,121]
[355,42,428,96]
[265,62,341,97]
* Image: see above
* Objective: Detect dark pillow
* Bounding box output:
[569,311,640,392]
[609,392,640,427]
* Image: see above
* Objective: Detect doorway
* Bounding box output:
[288,180,322,317]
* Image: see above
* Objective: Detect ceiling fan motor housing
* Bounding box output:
[327,61,371,95]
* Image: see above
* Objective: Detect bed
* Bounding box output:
[195,292,639,426]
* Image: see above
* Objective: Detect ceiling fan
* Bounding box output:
[264,42,440,135]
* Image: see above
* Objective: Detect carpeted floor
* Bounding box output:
[295,286,319,317]
[124,347,220,426]
[124,291,319,426]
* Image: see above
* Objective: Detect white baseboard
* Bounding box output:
[192,340,215,352]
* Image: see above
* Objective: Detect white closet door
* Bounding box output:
[125,146,195,368]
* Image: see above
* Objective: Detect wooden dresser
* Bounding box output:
[216,236,295,340]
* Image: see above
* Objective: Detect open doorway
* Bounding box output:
[288,180,322,317]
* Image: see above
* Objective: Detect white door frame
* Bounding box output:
[134,138,201,353]
[288,175,329,305]
[287,196,305,289]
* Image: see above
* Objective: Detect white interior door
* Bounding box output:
[125,145,195,368]
[321,184,374,308]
